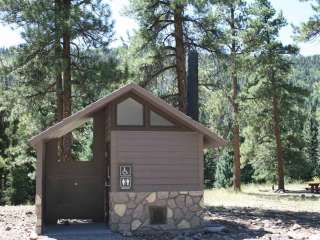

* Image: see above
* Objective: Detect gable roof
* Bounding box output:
[30,83,227,148]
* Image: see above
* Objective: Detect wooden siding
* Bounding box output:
[111,131,203,192]
[44,111,106,223]
[35,142,45,234]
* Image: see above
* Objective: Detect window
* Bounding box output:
[71,119,94,162]
[117,98,143,126]
[149,206,167,225]
[150,111,174,126]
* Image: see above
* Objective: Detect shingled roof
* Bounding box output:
[30,83,226,148]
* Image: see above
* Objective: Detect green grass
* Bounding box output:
[204,183,320,212]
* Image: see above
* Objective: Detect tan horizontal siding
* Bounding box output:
[133,165,197,172]
[134,169,196,178]
[111,131,203,192]
[117,146,197,152]
[118,152,198,159]
[134,178,198,185]
[133,184,200,192]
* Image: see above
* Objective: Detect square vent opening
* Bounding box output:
[149,206,167,225]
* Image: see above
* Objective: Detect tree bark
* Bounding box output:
[272,83,285,191]
[230,5,241,191]
[173,4,187,113]
[55,64,63,121]
[232,74,241,191]
[55,0,64,160]
[62,0,72,161]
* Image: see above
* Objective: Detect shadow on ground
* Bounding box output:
[40,220,269,240]
[243,190,320,202]
[207,205,320,229]
[133,221,269,240]
[38,207,319,240]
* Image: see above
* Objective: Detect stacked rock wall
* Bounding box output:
[109,191,204,233]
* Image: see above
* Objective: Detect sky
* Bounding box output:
[0,0,319,56]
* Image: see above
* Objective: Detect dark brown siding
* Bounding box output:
[111,131,203,192]
[35,142,45,234]
[44,110,106,223]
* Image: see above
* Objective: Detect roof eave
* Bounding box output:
[29,83,227,149]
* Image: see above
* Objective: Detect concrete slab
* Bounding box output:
[40,223,133,240]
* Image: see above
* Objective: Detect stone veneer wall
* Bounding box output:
[109,191,204,234]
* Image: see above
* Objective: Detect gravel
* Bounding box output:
[0,205,35,240]
[1,205,320,240]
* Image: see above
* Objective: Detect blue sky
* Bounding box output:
[0,0,319,56]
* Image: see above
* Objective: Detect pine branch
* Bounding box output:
[24,82,56,98]
[139,64,176,88]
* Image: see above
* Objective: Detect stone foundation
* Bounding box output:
[109,191,204,234]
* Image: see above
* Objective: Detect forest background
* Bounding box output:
[0,0,320,204]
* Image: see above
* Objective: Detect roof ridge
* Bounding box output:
[30,83,226,148]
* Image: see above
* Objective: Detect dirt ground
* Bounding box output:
[0,205,35,240]
[0,184,319,240]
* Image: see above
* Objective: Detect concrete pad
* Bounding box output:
[41,223,130,240]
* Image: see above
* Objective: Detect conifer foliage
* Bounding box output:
[306,99,320,176]
[297,0,320,41]
[246,0,300,191]
[0,0,114,160]
[128,0,210,112]
[0,0,320,204]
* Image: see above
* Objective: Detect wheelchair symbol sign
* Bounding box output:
[120,165,131,177]
[119,165,132,190]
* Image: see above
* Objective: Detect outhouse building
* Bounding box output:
[30,83,226,234]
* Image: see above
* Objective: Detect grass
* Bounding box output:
[204,183,320,213]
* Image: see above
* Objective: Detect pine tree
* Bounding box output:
[215,149,233,188]
[203,0,251,191]
[0,102,10,204]
[128,0,209,112]
[247,0,299,191]
[296,0,320,41]
[307,99,320,176]
[0,0,114,159]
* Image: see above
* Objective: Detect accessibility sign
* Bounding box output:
[120,165,131,177]
[119,165,132,190]
[120,177,131,190]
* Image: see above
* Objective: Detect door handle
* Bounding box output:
[107,166,110,179]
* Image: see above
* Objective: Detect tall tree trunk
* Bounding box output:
[230,5,241,191]
[232,73,241,191]
[174,4,187,113]
[62,0,72,161]
[55,65,63,121]
[272,83,285,191]
[56,69,64,160]
[55,0,64,160]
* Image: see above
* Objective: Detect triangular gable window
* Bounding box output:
[150,111,174,126]
[117,98,143,126]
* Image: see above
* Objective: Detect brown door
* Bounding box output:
[45,114,106,224]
